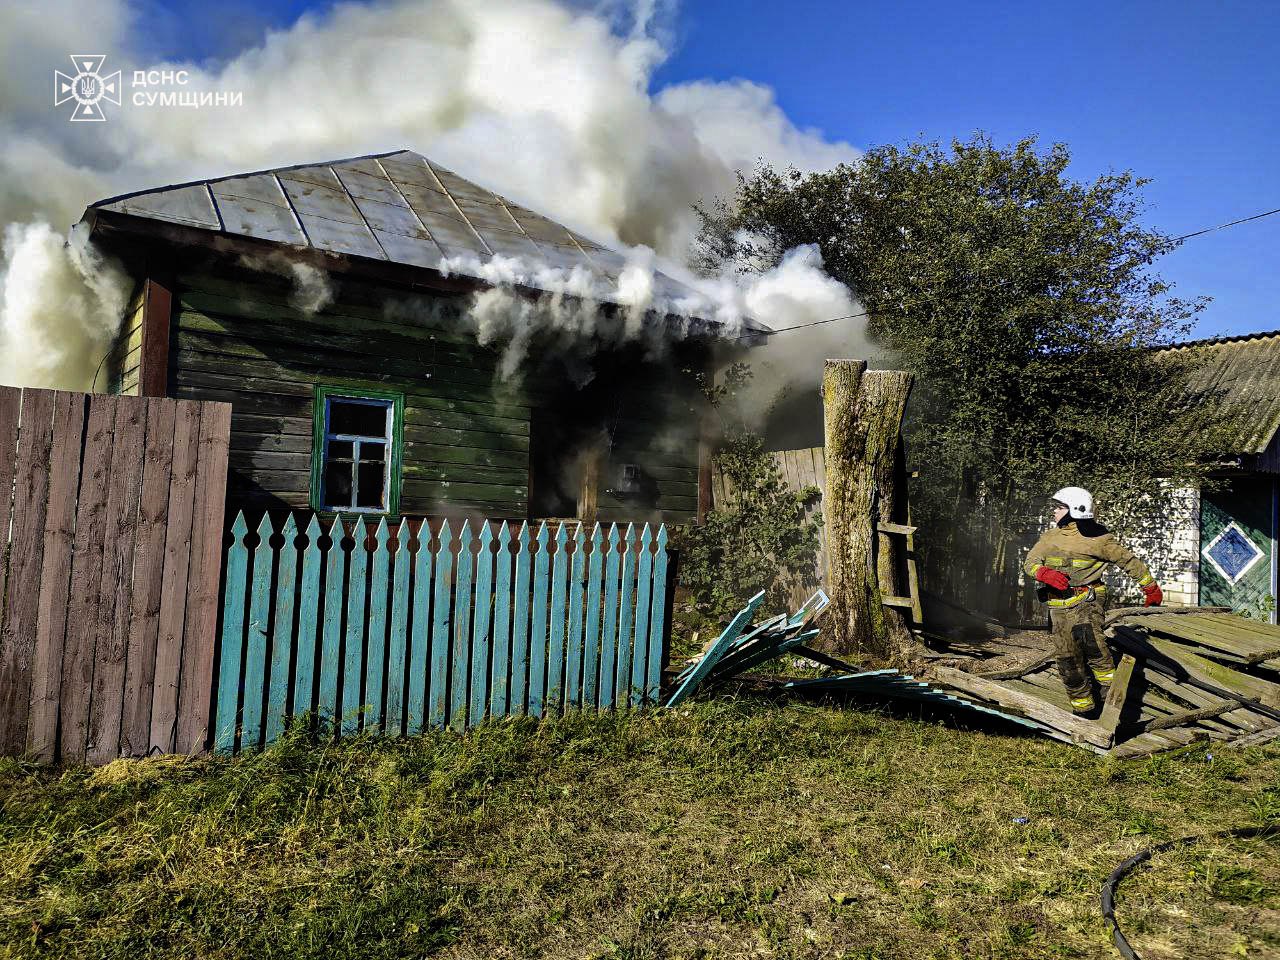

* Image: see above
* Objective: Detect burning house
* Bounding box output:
[82,150,739,524]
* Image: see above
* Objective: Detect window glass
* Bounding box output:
[324,460,353,505]
[318,394,395,512]
[356,463,386,508]
[329,400,389,438]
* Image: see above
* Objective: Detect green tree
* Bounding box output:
[696,134,1233,617]
[675,363,822,623]
[678,431,822,621]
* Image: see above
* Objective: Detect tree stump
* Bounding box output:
[822,360,914,660]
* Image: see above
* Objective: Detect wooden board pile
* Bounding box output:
[666,591,1063,736]
[923,607,1280,757]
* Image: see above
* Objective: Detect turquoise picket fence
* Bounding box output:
[212,513,672,753]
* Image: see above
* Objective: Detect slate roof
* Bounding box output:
[1160,330,1280,455]
[87,149,697,306]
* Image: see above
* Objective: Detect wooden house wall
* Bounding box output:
[104,282,146,396]
[595,384,700,522]
[168,265,531,515]
[144,260,703,522]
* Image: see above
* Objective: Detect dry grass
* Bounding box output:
[0,697,1276,959]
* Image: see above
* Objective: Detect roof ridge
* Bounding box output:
[88,148,418,209]
[1160,329,1280,351]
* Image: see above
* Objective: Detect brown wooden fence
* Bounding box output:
[0,388,231,764]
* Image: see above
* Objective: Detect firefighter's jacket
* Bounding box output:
[1023,520,1155,591]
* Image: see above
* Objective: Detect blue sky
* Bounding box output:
[139,0,1278,339]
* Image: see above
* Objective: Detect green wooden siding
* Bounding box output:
[104,281,146,396]
[167,261,704,521]
[171,265,531,515]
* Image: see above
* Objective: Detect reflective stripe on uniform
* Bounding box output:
[1070,697,1094,711]
[1047,584,1106,607]
[1048,591,1089,608]
[1138,573,1155,586]
[1072,558,1095,568]
[1092,668,1115,684]
[1046,556,1065,566]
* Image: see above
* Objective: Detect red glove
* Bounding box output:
[1143,582,1163,607]
[1034,566,1070,591]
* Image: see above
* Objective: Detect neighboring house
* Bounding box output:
[83,150,740,525]
[1136,331,1280,620]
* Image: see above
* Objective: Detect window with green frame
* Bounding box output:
[310,386,405,514]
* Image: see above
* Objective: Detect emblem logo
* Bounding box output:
[54,55,121,121]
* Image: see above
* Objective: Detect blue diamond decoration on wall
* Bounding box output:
[1203,522,1266,586]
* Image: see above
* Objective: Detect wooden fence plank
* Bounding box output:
[317,515,345,726]
[631,524,653,708]
[149,401,199,754]
[583,524,604,709]
[88,396,147,765]
[528,522,550,718]
[26,392,86,760]
[387,518,412,736]
[1098,654,1137,744]
[546,523,569,713]
[509,522,531,715]
[429,521,453,730]
[214,513,250,753]
[407,520,432,734]
[0,389,55,756]
[240,513,274,750]
[0,387,21,640]
[645,526,670,705]
[450,521,474,731]
[341,519,368,736]
[175,400,231,755]
[266,513,298,743]
[119,398,174,758]
[59,396,116,762]
[599,525,621,710]
[364,518,390,731]
[614,525,637,711]
[470,523,494,724]
[666,592,766,708]
[293,514,323,723]
[565,524,585,708]
[489,522,512,719]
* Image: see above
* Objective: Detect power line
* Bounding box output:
[1172,206,1280,242]
[735,204,1280,341]
[734,310,872,341]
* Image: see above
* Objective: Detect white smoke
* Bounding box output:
[432,241,868,430]
[236,252,335,314]
[0,221,132,390]
[0,0,864,390]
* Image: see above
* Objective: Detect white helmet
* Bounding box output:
[1052,486,1094,520]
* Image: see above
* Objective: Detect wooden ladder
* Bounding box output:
[878,519,923,625]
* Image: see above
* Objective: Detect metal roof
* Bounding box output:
[88,149,698,307]
[1160,329,1280,455]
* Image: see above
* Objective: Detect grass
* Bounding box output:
[0,697,1277,959]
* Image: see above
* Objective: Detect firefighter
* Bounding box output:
[1023,487,1163,716]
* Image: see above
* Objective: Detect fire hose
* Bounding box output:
[1100,824,1280,960]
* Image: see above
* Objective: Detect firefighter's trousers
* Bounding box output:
[1048,590,1116,704]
